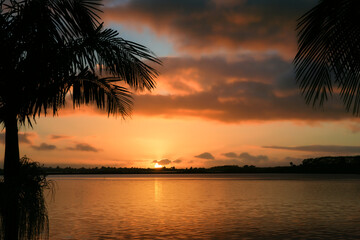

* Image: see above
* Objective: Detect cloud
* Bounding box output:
[0,132,36,145]
[221,152,269,163]
[153,159,172,165]
[158,159,171,165]
[36,2,353,125]
[238,152,269,162]
[25,52,352,124]
[222,152,238,158]
[66,143,100,152]
[103,0,314,57]
[173,159,182,164]
[50,135,72,140]
[263,145,360,154]
[31,143,56,151]
[195,152,215,159]
[133,56,351,123]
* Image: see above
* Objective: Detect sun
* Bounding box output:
[154,163,163,168]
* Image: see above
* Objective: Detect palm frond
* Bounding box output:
[68,25,161,91]
[0,0,160,126]
[71,70,133,116]
[294,0,360,115]
[49,0,102,41]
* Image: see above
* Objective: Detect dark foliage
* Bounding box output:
[0,157,53,240]
[0,0,160,180]
[294,0,360,115]
[0,0,161,124]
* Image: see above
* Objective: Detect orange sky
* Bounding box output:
[1,0,360,168]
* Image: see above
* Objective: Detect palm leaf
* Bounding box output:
[71,70,133,116]
[68,25,161,90]
[294,0,360,115]
[0,0,161,126]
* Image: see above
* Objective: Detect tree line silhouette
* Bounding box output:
[1,156,358,175]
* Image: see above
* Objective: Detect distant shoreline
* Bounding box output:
[1,155,360,175]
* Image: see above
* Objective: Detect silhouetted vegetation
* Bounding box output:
[294,0,360,115]
[0,0,160,181]
[1,156,357,175]
[298,156,360,173]
[0,157,53,240]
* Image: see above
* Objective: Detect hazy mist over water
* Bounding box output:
[47,174,360,239]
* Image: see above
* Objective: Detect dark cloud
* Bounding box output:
[195,152,215,160]
[173,159,182,164]
[222,152,238,158]
[66,143,99,152]
[13,0,351,126]
[133,56,351,123]
[0,132,35,144]
[103,0,314,56]
[263,145,360,154]
[31,50,351,124]
[99,1,355,125]
[19,133,33,144]
[159,159,171,165]
[152,55,292,95]
[31,143,56,151]
[153,159,172,165]
[238,152,269,162]
[50,135,72,140]
[222,152,269,162]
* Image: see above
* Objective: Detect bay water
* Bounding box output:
[47,174,360,239]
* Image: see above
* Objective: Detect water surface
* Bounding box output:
[47,174,360,239]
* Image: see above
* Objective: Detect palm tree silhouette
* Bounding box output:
[294,0,360,115]
[0,0,161,181]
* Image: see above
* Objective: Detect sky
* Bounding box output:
[2,0,360,168]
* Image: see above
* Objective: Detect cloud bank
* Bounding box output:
[103,0,314,56]
[31,143,57,151]
[222,152,269,162]
[153,159,182,165]
[195,152,215,159]
[66,143,100,152]
[133,56,350,123]
[263,145,360,154]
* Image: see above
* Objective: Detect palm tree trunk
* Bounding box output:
[3,186,20,240]
[3,113,20,182]
[2,114,20,240]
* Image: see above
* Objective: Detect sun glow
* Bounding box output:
[154,163,163,168]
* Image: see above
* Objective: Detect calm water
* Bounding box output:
[47,174,360,239]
